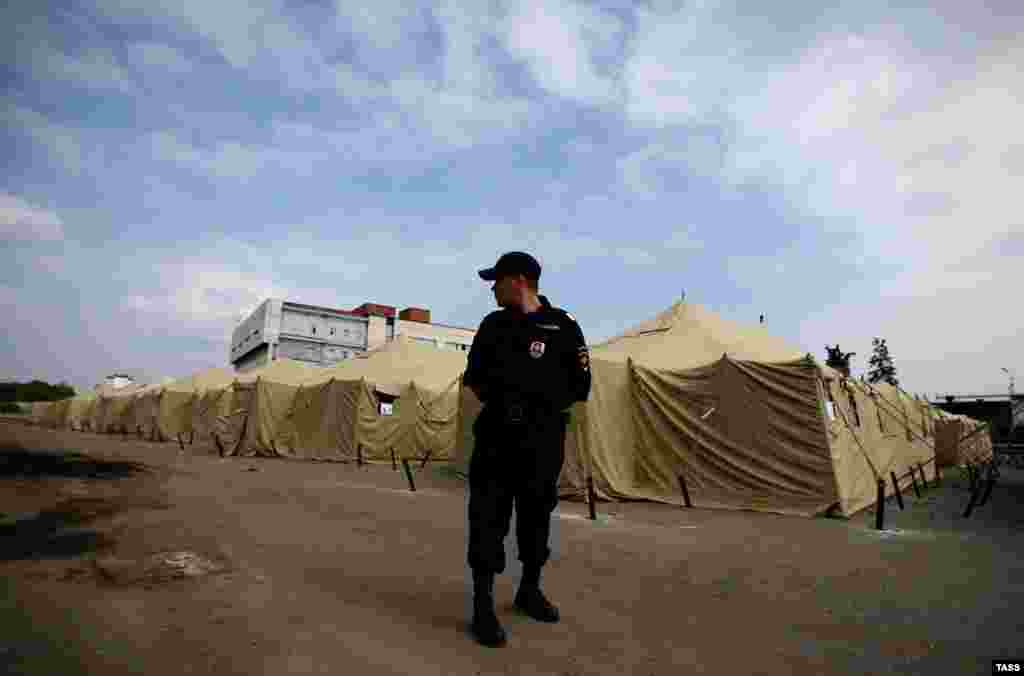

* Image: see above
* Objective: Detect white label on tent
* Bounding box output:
[380,403,393,416]
[826,402,836,421]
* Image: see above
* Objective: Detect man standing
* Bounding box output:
[462,251,592,647]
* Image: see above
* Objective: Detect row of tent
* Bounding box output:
[25,302,992,518]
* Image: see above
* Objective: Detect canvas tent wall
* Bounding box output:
[277,337,468,462]
[124,384,164,438]
[157,367,236,443]
[215,358,326,457]
[934,413,993,467]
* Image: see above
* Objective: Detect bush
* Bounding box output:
[0,402,24,414]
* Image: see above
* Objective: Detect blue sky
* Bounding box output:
[2,0,1021,396]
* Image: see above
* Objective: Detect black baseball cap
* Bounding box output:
[478,251,541,282]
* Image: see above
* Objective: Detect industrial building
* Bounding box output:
[229,299,476,372]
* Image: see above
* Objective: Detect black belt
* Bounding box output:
[487,399,565,425]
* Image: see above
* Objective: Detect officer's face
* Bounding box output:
[491,275,519,307]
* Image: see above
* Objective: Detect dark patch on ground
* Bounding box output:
[0,446,147,480]
[0,498,120,562]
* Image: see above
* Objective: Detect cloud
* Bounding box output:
[134,42,194,74]
[150,131,327,179]
[0,194,65,241]
[3,105,87,176]
[500,0,623,105]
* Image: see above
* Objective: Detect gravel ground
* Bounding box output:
[2,421,1022,675]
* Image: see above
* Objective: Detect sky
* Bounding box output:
[2,0,1021,398]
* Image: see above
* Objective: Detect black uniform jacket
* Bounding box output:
[463,295,591,415]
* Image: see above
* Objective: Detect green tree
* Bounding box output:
[867,338,899,386]
[0,380,76,402]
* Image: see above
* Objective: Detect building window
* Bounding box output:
[330,328,335,336]
[311,325,317,335]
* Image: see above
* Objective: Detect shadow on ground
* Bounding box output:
[0,499,120,562]
[0,446,146,480]
[0,446,151,562]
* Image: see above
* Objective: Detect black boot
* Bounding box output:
[515,565,560,623]
[471,571,506,647]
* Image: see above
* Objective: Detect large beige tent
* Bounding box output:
[457,301,948,517]
[275,337,468,462]
[216,358,324,457]
[934,412,993,467]
[155,367,236,444]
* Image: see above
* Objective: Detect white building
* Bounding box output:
[230,299,476,372]
[102,374,135,389]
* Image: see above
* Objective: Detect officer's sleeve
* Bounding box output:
[566,315,592,403]
[463,315,495,402]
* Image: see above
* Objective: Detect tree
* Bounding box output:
[824,344,856,378]
[0,380,76,402]
[867,337,899,386]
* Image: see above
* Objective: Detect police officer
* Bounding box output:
[462,251,591,647]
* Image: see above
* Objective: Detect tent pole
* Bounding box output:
[391,448,397,471]
[677,474,693,509]
[586,476,597,520]
[963,473,983,518]
[357,444,364,467]
[402,458,416,492]
[918,462,928,491]
[910,469,921,498]
[875,479,886,530]
[890,472,904,510]
[978,463,998,507]
[177,434,184,451]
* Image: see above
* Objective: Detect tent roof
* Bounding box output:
[163,366,237,393]
[592,301,808,369]
[235,358,326,386]
[320,335,467,396]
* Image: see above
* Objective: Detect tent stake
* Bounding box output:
[586,477,597,520]
[978,464,997,507]
[391,448,397,471]
[875,479,886,531]
[402,458,416,492]
[177,434,184,451]
[419,449,432,469]
[677,474,693,508]
[357,445,363,467]
[890,471,904,510]
[963,479,982,518]
[189,430,195,445]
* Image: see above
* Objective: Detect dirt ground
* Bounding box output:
[2,421,1022,675]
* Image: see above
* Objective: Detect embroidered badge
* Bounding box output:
[529,341,546,359]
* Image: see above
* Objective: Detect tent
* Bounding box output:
[457,301,950,517]
[156,367,236,444]
[216,358,327,457]
[276,337,468,462]
[934,412,993,467]
[124,384,164,439]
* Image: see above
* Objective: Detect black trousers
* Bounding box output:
[467,409,567,576]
